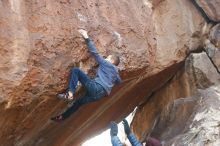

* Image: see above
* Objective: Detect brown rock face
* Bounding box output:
[0,0,215,146]
[209,24,220,48]
[195,0,220,22]
[164,87,220,146]
[132,52,220,145]
[205,24,220,72]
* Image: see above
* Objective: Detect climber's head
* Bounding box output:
[105,54,120,66]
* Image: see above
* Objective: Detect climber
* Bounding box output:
[51,29,121,122]
[110,119,162,146]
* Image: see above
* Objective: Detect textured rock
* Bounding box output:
[0,0,153,106]
[189,52,220,85]
[0,0,209,146]
[152,0,204,68]
[204,24,220,72]
[164,87,220,146]
[132,66,196,142]
[195,0,220,22]
[132,52,220,145]
[209,24,220,49]
[204,40,220,73]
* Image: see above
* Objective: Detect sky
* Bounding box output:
[82,113,135,146]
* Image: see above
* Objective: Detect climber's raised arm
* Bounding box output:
[78,29,106,65]
[123,119,142,146]
[115,74,122,85]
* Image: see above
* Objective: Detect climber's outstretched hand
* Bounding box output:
[123,119,131,135]
[110,121,118,136]
[78,29,89,39]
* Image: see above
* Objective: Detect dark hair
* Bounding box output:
[112,54,120,66]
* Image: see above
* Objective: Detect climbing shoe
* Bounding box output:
[56,92,74,101]
[51,115,63,122]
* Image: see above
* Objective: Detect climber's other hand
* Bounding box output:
[78,29,89,39]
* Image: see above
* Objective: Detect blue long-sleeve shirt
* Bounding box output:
[111,136,123,146]
[85,38,121,95]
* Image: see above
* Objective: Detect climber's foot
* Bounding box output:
[56,92,74,101]
[51,115,63,122]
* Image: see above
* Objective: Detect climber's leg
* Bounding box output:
[68,67,91,93]
[61,81,107,119]
[110,122,123,146]
[57,68,91,100]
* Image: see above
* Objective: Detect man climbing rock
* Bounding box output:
[51,29,121,122]
[110,119,162,146]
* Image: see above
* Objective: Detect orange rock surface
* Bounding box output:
[0,0,210,145]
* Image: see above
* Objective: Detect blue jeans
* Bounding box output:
[68,68,90,93]
[111,133,142,146]
[62,68,107,119]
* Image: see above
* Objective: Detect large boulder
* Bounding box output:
[209,24,220,49]
[0,0,210,146]
[132,52,220,145]
[204,23,220,72]
[163,86,220,146]
[194,0,220,22]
